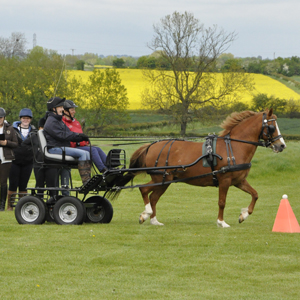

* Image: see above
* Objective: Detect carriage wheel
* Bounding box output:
[84,196,113,223]
[15,196,46,225]
[53,196,85,225]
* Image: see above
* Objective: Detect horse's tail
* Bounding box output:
[106,143,150,200]
[129,143,150,169]
[120,143,150,184]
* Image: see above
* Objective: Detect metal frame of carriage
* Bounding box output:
[12,130,130,225]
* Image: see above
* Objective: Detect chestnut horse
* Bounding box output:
[123,109,286,227]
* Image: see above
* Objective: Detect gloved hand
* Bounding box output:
[78,133,89,141]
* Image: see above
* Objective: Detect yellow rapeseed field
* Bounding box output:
[69,70,300,110]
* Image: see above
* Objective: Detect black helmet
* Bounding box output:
[47,97,65,111]
[63,100,78,110]
[19,108,33,118]
[0,107,6,118]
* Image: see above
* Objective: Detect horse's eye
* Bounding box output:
[268,125,276,134]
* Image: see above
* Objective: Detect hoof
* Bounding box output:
[150,217,164,226]
[217,219,230,228]
[239,208,249,223]
[238,214,244,223]
[139,214,145,224]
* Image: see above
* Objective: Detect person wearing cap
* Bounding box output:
[62,100,108,173]
[0,108,18,211]
[43,97,92,185]
[7,108,37,210]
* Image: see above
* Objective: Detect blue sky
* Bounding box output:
[1,0,299,58]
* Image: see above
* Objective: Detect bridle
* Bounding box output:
[258,112,282,147]
[219,112,283,148]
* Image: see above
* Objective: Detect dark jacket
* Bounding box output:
[0,122,18,161]
[12,121,37,165]
[43,112,84,148]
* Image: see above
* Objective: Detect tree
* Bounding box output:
[112,58,125,68]
[142,11,254,135]
[251,93,287,114]
[0,32,27,58]
[78,69,129,133]
[0,46,74,125]
[220,58,243,72]
[75,60,85,70]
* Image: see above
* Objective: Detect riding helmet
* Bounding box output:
[47,97,65,111]
[63,100,78,110]
[0,107,6,118]
[19,108,33,118]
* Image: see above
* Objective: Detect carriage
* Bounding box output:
[13,109,286,227]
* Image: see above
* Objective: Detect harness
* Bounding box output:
[140,113,282,188]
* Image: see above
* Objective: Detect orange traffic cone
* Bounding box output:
[272,195,300,233]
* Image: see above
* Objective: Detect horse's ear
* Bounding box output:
[268,108,273,117]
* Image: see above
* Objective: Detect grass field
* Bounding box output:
[1,139,300,299]
[69,70,300,110]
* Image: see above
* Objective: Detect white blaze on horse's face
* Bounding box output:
[271,121,286,153]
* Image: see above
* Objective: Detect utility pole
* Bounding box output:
[33,33,37,48]
[71,49,75,56]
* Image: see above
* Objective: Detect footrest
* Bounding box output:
[78,174,103,194]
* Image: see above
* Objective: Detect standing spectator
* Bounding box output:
[0,108,18,211]
[43,97,92,185]
[62,100,108,173]
[7,108,37,210]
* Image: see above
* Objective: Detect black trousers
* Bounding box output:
[9,163,33,191]
[34,167,58,197]
[0,162,12,186]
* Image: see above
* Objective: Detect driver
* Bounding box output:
[43,97,92,185]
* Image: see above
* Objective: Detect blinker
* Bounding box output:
[268,125,276,134]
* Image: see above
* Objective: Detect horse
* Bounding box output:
[120,109,286,227]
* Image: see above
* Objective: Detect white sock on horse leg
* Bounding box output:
[239,207,249,222]
[145,203,153,215]
[150,216,164,226]
[217,219,230,228]
[140,203,153,223]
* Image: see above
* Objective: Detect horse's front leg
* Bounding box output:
[234,179,258,223]
[217,179,231,228]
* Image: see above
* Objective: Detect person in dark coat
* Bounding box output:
[31,117,58,198]
[7,108,37,210]
[43,97,92,185]
[0,108,18,211]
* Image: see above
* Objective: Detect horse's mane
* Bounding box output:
[219,110,258,137]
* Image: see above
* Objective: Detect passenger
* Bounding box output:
[7,108,37,210]
[33,117,58,198]
[62,100,108,173]
[0,108,18,211]
[43,97,92,185]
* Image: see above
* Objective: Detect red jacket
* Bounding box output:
[62,116,89,148]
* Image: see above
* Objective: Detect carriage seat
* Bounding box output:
[38,129,78,164]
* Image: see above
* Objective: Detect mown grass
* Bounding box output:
[1,141,300,299]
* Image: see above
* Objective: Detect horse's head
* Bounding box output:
[260,108,286,153]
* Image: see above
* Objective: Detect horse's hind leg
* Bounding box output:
[149,184,169,226]
[139,183,154,224]
[139,182,169,225]
[234,179,258,223]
